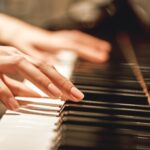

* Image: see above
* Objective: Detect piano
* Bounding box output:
[0,32,150,150]
[0,0,150,150]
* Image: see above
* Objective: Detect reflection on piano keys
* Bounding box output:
[0,37,150,150]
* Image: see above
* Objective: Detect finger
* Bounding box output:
[36,31,110,63]
[0,46,24,56]
[16,44,46,60]
[0,56,21,72]
[65,42,110,63]
[70,30,112,52]
[37,63,84,101]
[46,30,111,52]
[16,44,58,64]
[2,75,41,97]
[16,57,62,98]
[0,76,19,110]
[0,55,62,98]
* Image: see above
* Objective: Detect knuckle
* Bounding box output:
[35,59,52,69]
[35,75,50,87]
[60,79,68,87]
[47,64,56,71]
[35,59,45,67]
[35,75,44,83]
[41,63,53,71]
[13,56,26,66]
[60,78,73,91]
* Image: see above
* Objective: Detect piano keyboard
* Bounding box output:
[0,38,150,150]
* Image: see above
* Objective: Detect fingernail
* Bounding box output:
[48,83,62,97]
[71,87,84,101]
[8,98,20,110]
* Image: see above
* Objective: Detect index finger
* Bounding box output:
[36,63,84,101]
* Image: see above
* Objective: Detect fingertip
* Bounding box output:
[99,41,112,52]
[70,87,84,102]
[99,52,110,63]
[72,96,84,102]
[88,51,110,63]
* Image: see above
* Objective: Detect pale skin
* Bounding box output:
[0,14,111,110]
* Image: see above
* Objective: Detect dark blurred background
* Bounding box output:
[0,0,150,32]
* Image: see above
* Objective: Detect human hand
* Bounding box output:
[0,14,111,63]
[0,46,84,110]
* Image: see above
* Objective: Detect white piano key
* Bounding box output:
[23,104,61,111]
[15,96,65,107]
[0,113,58,126]
[15,107,60,116]
[0,129,55,150]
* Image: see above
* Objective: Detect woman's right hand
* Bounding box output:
[0,46,84,110]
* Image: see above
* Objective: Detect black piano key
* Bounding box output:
[82,90,147,105]
[59,116,150,131]
[58,126,150,150]
[65,100,150,110]
[60,110,150,124]
[63,106,150,118]
[55,124,150,150]
[72,76,142,90]
[55,101,150,133]
[58,124,150,137]
[76,85,144,95]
